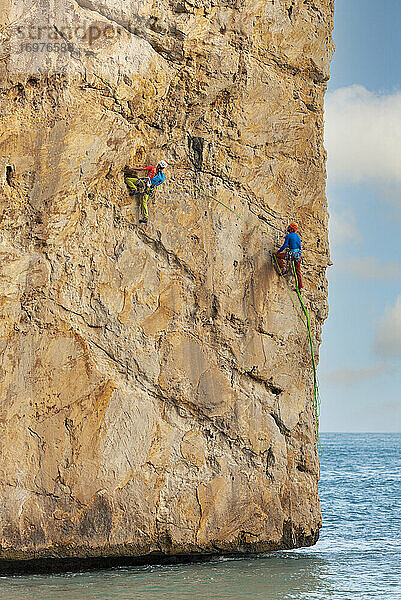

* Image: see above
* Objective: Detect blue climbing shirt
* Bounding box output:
[278,231,302,253]
[150,172,166,187]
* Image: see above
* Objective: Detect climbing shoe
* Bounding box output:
[139,218,148,224]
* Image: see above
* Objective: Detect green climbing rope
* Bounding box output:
[272,254,306,326]
[272,247,320,440]
[172,182,278,236]
[291,261,321,439]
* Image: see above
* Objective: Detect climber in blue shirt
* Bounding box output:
[275,222,303,289]
[149,170,166,188]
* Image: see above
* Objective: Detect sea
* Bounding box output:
[1,433,400,600]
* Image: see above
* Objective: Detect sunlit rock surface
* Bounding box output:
[0,0,334,561]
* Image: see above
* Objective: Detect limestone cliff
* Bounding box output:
[0,0,334,562]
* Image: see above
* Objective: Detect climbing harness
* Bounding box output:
[127,176,155,199]
[285,249,302,281]
[288,248,302,262]
[135,177,154,197]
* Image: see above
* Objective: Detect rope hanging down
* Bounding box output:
[173,178,321,440]
[271,254,320,440]
[291,261,321,439]
[272,254,306,326]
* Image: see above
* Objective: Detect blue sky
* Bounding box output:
[319,0,401,432]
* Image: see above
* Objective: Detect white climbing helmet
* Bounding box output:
[157,160,168,170]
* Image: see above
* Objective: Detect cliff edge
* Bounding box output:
[0,0,334,561]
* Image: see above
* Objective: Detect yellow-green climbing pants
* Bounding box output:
[125,176,149,220]
[140,192,149,220]
[125,175,138,193]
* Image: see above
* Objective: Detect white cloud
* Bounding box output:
[329,211,360,245]
[375,295,401,356]
[337,257,401,280]
[323,364,398,386]
[325,85,401,184]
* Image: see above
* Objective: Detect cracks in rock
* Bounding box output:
[55,468,86,508]
[194,485,203,546]
[248,205,285,236]
[244,367,283,397]
[28,427,45,451]
[256,325,276,340]
[253,50,328,85]
[113,209,197,283]
[73,0,137,39]
[266,380,283,396]
[211,295,219,320]
[287,1,295,22]
[201,169,241,191]
[52,25,79,62]
[5,165,15,187]
[299,98,318,113]
[152,326,287,455]
[266,446,275,482]
[72,0,183,64]
[226,313,248,335]
[53,299,105,329]
[296,462,315,475]
[253,211,283,235]
[85,329,162,409]
[51,25,92,75]
[270,411,291,437]
[188,135,205,172]
[27,427,64,501]
[162,392,265,474]
[88,338,136,378]
[137,229,197,282]
[238,530,260,541]
[81,74,134,123]
[2,481,61,502]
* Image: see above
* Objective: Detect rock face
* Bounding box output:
[0,0,334,561]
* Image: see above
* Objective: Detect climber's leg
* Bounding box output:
[294,258,303,290]
[140,190,149,221]
[125,176,139,194]
[275,251,288,274]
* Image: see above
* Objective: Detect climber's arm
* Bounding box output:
[276,234,289,254]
